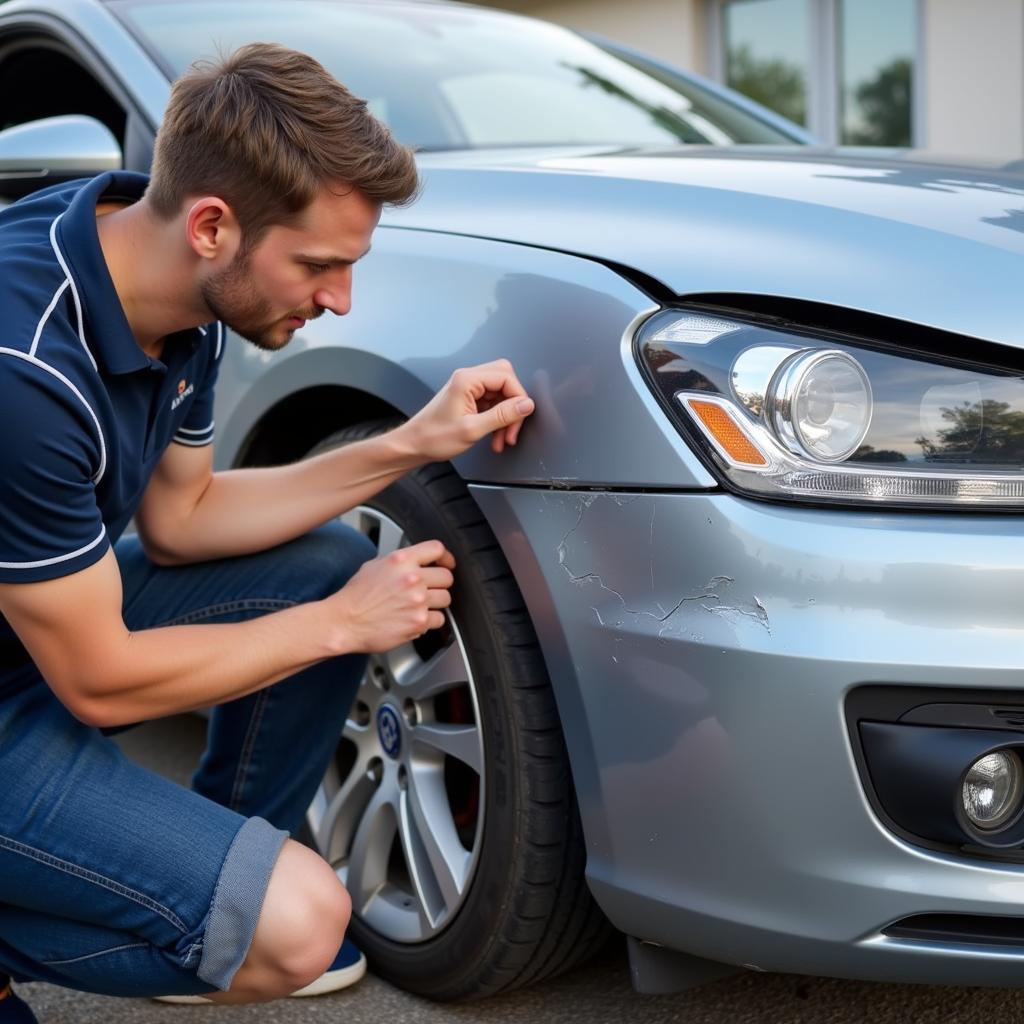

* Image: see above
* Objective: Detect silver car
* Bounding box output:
[4,0,1024,1001]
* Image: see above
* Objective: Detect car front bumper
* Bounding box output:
[471,483,1024,985]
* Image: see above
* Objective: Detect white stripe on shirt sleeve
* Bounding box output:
[0,525,107,570]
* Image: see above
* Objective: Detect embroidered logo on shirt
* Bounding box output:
[171,379,194,410]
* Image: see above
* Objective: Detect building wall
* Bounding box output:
[483,0,708,74]
[922,0,1024,156]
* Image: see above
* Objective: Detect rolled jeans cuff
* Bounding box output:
[197,815,288,990]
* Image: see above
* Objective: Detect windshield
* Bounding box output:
[111,0,798,150]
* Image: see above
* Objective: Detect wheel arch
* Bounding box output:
[218,346,430,468]
[234,384,402,468]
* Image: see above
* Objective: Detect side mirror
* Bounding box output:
[0,115,122,200]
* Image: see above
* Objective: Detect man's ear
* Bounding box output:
[185,197,240,262]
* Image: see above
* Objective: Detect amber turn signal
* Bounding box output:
[684,398,768,467]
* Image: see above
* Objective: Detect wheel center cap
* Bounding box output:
[377,704,402,759]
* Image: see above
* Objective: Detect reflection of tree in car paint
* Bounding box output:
[815,166,1024,205]
[916,399,1024,462]
[816,162,1024,233]
[982,208,1024,234]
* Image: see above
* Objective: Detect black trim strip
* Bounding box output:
[463,481,721,495]
[885,914,1024,948]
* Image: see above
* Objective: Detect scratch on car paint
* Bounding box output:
[550,477,582,490]
[649,503,656,598]
[557,497,637,612]
[557,494,599,555]
[559,497,771,635]
[700,594,771,635]
[575,566,736,627]
[561,499,740,625]
[653,577,729,622]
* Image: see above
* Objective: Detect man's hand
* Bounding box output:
[402,359,535,460]
[326,540,456,653]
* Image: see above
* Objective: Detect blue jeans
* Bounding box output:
[0,523,374,997]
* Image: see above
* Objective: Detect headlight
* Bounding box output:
[767,350,872,463]
[636,307,1024,507]
[962,751,1024,832]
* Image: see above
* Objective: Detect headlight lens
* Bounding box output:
[768,350,873,463]
[962,751,1024,831]
[637,307,1024,507]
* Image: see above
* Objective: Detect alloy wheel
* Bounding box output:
[306,506,486,943]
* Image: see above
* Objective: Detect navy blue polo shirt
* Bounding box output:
[0,171,224,662]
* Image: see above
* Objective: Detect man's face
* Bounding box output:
[201,184,381,351]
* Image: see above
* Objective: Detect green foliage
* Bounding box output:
[726,43,806,126]
[726,44,913,146]
[917,399,1024,462]
[853,445,908,463]
[844,57,912,146]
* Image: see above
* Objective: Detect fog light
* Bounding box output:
[767,349,872,463]
[962,750,1024,831]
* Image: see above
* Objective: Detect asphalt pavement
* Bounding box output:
[17,714,1024,1024]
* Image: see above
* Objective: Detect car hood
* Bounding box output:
[386,145,1024,348]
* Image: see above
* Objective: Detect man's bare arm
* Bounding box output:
[0,541,454,728]
[135,360,534,566]
[136,429,420,565]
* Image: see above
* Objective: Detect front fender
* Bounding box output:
[214,226,715,488]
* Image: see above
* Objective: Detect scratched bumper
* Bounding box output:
[470,484,1024,986]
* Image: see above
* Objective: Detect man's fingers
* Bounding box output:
[469,395,535,443]
[459,361,530,403]
[420,566,454,590]
[507,419,525,446]
[391,540,456,573]
[402,539,455,568]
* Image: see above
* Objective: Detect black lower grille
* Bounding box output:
[885,914,1024,947]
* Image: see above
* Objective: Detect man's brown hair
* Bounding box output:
[147,42,419,244]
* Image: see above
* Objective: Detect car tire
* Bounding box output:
[302,420,612,1000]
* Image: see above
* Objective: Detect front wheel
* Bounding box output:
[304,421,611,999]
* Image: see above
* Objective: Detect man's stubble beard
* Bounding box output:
[200,249,288,352]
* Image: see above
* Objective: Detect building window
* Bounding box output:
[714,0,917,146]
[840,0,914,145]
[723,0,808,127]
